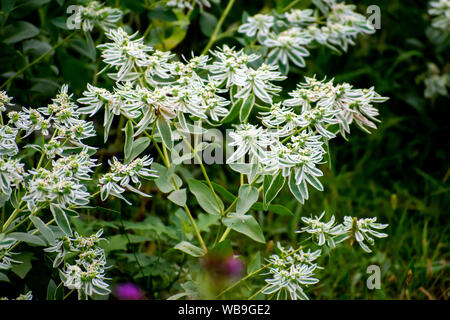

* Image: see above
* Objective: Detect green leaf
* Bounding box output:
[247,251,261,274]
[3,21,39,44]
[240,94,255,122]
[50,204,72,236]
[251,203,293,216]
[174,241,206,257]
[188,178,224,215]
[156,116,173,150]
[223,214,265,243]
[236,184,259,215]
[29,216,56,245]
[210,181,236,203]
[8,232,46,246]
[124,120,134,163]
[197,213,220,232]
[221,98,243,124]
[168,188,187,207]
[46,279,57,300]
[199,10,218,37]
[11,252,34,279]
[0,272,9,282]
[152,162,182,193]
[54,282,64,300]
[129,137,150,162]
[263,171,285,209]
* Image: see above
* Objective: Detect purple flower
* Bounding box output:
[115,283,145,300]
[223,256,244,277]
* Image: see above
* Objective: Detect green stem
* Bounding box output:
[248,283,270,300]
[201,0,236,55]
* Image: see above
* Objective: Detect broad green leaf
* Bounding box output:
[174,241,206,257]
[3,21,39,44]
[199,10,218,37]
[156,116,173,150]
[236,184,259,215]
[152,162,182,193]
[29,216,56,245]
[124,120,134,163]
[197,213,220,232]
[10,252,33,279]
[188,178,223,215]
[46,279,57,300]
[168,189,187,207]
[251,203,293,216]
[221,97,243,124]
[129,137,150,163]
[8,232,46,246]
[247,252,261,274]
[222,214,265,243]
[0,272,9,282]
[50,203,72,236]
[210,181,236,203]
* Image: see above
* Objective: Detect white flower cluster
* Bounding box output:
[99,156,158,204]
[227,76,387,203]
[429,0,450,33]
[77,27,388,207]
[74,0,122,32]
[300,212,388,252]
[46,229,110,297]
[239,0,376,73]
[263,244,321,300]
[0,90,13,114]
[0,86,99,210]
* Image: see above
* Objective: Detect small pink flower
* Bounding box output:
[115,283,146,300]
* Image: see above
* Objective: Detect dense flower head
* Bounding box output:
[263,244,321,300]
[75,1,122,32]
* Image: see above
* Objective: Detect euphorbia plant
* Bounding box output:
[0,0,390,300]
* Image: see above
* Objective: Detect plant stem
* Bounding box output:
[201,0,236,55]
[248,283,270,300]
[0,33,75,90]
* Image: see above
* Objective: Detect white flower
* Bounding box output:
[263,244,320,300]
[209,45,259,87]
[99,156,158,203]
[98,28,153,81]
[238,14,274,37]
[227,124,274,163]
[0,125,19,156]
[0,157,25,196]
[235,64,286,104]
[263,28,312,72]
[75,1,122,32]
[0,91,13,114]
[299,211,345,247]
[342,216,388,253]
[56,229,110,297]
[429,0,450,32]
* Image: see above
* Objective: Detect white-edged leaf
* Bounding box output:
[174,241,206,257]
[29,216,56,245]
[50,204,72,236]
[168,189,187,207]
